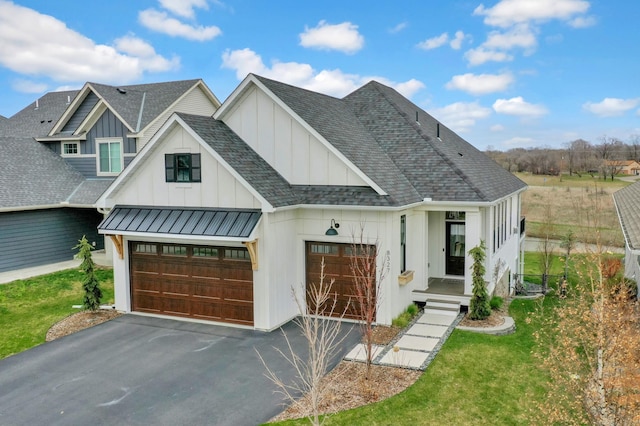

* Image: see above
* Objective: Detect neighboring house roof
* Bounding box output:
[605,160,640,167]
[613,181,640,251]
[99,206,261,238]
[0,90,79,138]
[0,136,111,210]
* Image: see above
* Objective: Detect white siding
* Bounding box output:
[138,86,218,149]
[112,126,261,209]
[223,87,368,187]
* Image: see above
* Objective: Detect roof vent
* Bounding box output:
[117,88,127,94]
[458,152,463,157]
[437,122,440,139]
[66,95,71,104]
[415,111,419,123]
[35,99,39,110]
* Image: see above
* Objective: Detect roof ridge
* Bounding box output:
[364,82,491,202]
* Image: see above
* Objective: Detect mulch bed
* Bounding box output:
[46,310,122,342]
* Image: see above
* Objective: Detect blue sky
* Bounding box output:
[0,0,637,150]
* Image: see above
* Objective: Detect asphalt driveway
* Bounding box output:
[0,315,359,425]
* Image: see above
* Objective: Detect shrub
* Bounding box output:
[392,304,420,328]
[490,296,503,310]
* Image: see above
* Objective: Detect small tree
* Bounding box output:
[560,229,576,279]
[468,240,491,320]
[350,226,389,380]
[74,235,102,311]
[257,259,349,426]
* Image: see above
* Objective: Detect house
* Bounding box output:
[0,80,220,273]
[613,181,640,294]
[96,74,527,330]
[604,160,640,176]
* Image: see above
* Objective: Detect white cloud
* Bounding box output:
[0,2,179,84]
[473,0,591,28]
[569,15,596,28]
[490,124,505,132]
[221,48,424,99]
[483,25,537,52]
[417,33,449,50]
[464,48,513,66]
[493,96,548,117]
[389,22,408,34]
[299,21,364,54]
[159,0,208,19]
[12,79,47,93]
[503,136,535,148]
[450,31,466,50]
[583,98,640,117]
[139,8,221,41]
[445,72,514,96]
[430,101,492,133]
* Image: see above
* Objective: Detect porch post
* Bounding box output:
[464,211,481,295]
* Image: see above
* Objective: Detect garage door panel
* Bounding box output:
[130,242,254,325]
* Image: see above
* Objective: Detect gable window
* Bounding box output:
[400,215,406,273]
[62,142,79,155]
[165,153,201,183]
[97,139,122,175]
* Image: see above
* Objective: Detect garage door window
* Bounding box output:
[133,243,157,254]
[310,243,338,255]
[193,247,218,257]
[225,248,250,261]
[162,245,187,256]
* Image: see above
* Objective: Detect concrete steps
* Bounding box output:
[423,299,461,317]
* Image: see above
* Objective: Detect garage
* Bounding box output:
[130,242,253,325]
[305,241,376,320]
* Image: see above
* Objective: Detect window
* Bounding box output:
[133,243,156,254]
[97,139,122,174]
[400,215,406,273]
[165,153,201,183]
[225,248,250,261]
[162,245,187,256]
[193,247,218,257]
[310,243,338,255]
[62,142,79,155]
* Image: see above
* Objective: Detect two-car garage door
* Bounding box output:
[130,242,253,325]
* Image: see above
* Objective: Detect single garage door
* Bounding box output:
[130,242,253,325]
[306,241,376,320]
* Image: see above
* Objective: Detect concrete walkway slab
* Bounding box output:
[416,312,456,326]
[380,348,429,369]
[395,335,440,351]
[406,323,448,338]
[344,344,385,362]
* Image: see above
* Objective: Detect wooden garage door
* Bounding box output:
[305,242,376,320]
[130,242,253,325]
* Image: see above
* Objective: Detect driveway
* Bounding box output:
[0,315,359,425]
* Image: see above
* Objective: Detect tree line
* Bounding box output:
[486,135,640,180]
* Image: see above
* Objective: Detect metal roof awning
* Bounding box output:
[98,206,261,239]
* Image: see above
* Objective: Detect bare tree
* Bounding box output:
[350,226,390,380]
[257,259,350,426]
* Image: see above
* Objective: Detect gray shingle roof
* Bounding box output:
[254,75,525,204]
[613,181,640,250]
[99,206,261,238]
[0,90,79,138]
[89,79,201,132]
[67,179,114,205]
[0,136,85,209]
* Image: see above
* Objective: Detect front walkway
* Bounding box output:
[344,310,463,370]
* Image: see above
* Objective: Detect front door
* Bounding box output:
[446,222,465,276]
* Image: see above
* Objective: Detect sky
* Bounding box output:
[0,0,638,151]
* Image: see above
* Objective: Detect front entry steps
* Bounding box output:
[424,298,460,316]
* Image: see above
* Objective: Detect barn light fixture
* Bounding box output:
[325,219,340,236]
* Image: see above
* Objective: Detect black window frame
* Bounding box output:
[165,153,201,183]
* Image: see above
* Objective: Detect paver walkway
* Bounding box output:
[344,311,463,370]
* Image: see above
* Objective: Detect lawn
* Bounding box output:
[271,253,573,425]
[0,268,114,359]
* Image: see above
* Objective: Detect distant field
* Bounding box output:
[516,172,631,247]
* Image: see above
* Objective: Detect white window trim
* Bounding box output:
[96,137,124,176]
[61,141,80,156]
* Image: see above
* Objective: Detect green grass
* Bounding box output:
[0,268,114,359]
[515,172,631,189]
[526,221,623,247]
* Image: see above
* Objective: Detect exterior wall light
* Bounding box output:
[325,219,340,236]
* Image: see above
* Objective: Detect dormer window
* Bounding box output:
[62,142,79,155]
[165,153,201,183]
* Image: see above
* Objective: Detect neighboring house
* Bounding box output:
[97,74,527,330]
[613,181,640,295]
[604,160,640,175]
[0,80,220,273]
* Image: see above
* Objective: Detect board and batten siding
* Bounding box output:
[62,92,99,133]
[82,109,136,155]
[0,208,104,273]
[224,86,368,187]
[138,86,219,150]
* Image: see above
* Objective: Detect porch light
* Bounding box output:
[325,219,340,236]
